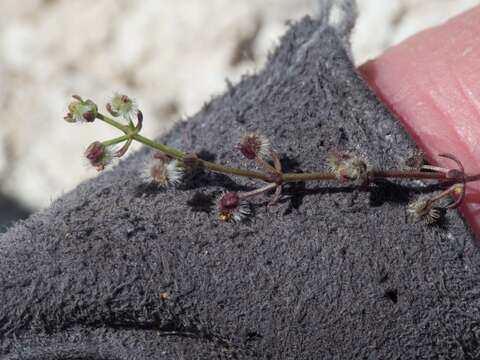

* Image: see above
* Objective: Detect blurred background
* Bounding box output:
[0,0,478,230]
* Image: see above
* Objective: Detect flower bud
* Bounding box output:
[84,141,111,171]
[217,192,250,222]
[64,95,98,123]
[238,132,270,160]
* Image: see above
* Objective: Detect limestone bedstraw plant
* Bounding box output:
[66,93,479,224]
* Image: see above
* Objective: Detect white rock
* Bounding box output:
[352,0,480,64]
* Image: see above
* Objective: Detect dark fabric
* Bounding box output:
[1,13,480,360]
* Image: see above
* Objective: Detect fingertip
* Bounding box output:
[358,5,480,239]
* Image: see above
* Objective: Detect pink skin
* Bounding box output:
[359,6,480,240]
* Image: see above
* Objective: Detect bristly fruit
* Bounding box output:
[407,196,441,224]
[238,132,270,160]
[142,155,183,187]
[326,152,368,185]
[84,141,112,171]
[217,192,250,222]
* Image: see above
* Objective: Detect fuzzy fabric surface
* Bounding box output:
[1,3,480,359]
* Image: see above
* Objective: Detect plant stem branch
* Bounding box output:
[133,133,187,159]
[465,173,480,182]
[97,112,272,181]
[239,183,278,199]
[97,113,187,159]
[255,156,278,174]
[102,135,129,146]
[200,160,272,181]
[369,170,446,180]
[96,112,480,187]
[282,172,336,182]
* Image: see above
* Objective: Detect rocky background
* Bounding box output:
[0,0,478,228]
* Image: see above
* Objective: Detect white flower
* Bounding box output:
[108,93,139,123]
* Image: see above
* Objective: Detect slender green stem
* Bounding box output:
[200,160,272,181]
[239,183,277,199]
[255,156,278,174]
[132,133,187,159]
[283,172,336,182]
[97,113,130,133]
[97,113,187,159]
[97,112,272,181]
[134,134,270,180]
[102,135,129,146]
[270,150,282,172]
